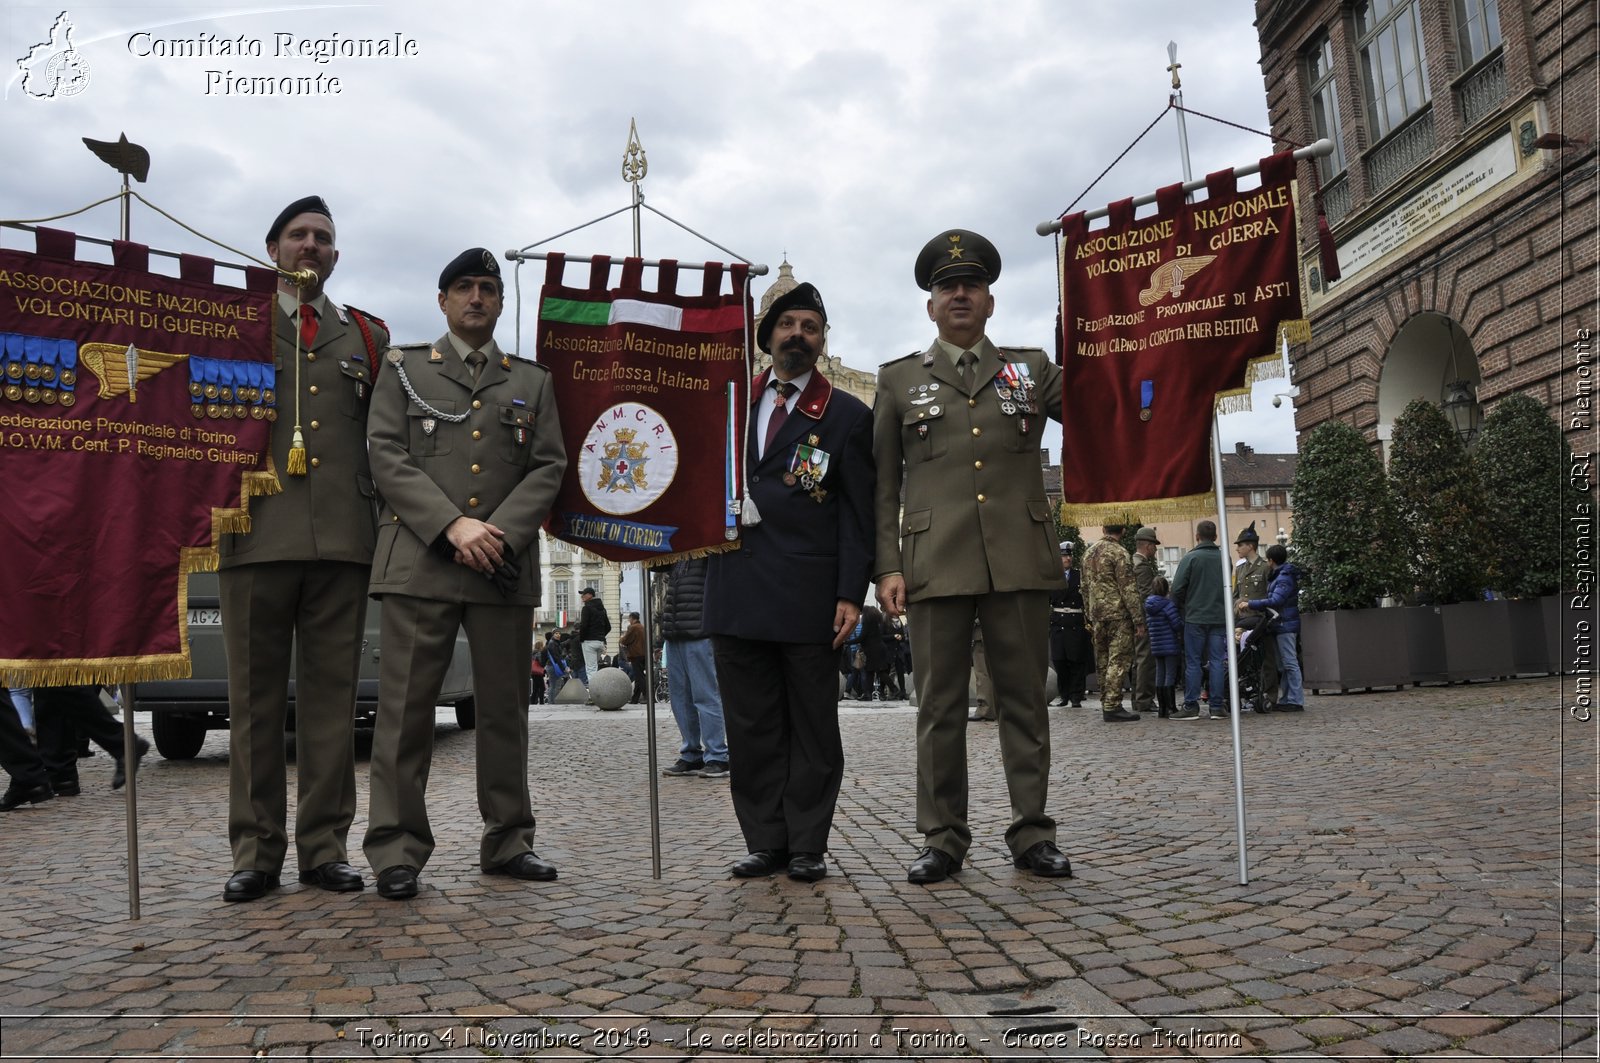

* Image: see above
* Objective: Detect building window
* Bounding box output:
[1304,35,1348,181]
[553,581,571,617]
[1284,490,1294,508]
[1250,490,1270,508]
[1457,0,1502,66]
[1358,0,1432,139]
[1161,546,1183,566]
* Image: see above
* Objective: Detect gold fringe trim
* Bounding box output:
[0,654,195,688]
[640,539,742,568]
[1059,488,1218,528]
[1213,335,1302,415]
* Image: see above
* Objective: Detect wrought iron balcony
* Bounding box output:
[1368,107,1437,194]
[1458,51,1506,127]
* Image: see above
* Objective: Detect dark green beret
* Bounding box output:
[267,195,331,243]
[438,247,502,291]
[915,228,1001,291]
[756,282,827,352]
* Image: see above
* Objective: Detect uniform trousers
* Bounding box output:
[1133,633,1157,711]
[909,590,1055,862]
[220,561,366,873]
[364,595,536,873]
[712,636,842,855]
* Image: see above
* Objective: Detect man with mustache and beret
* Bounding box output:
[704,281,875,883]
[362,248,566,900]
[873,229,1074,885]
[219,195,388,903]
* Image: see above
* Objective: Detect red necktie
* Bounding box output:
[299,304,319,348]
[763,380,797,456]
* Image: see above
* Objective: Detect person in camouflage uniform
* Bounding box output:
[1231,523,1279,710]
[1081,525,1144,722]
[1130,527,1161,712]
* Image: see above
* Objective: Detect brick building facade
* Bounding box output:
[1255,0,1595,452]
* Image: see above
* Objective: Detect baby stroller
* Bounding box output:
[1234,608,1280,713]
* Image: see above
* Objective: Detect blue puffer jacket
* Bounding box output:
[1248,562,1301,634]
[1143,594,1184,656]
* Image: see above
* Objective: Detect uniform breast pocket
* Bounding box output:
[337,358,372,419]
[406,400,455,457]
[499,403,534,465]
[901,405,948,464]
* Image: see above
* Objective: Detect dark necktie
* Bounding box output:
[763,380,797,455]
[466,349,487,382]
[299,304,318,348]
[958,349,977,393]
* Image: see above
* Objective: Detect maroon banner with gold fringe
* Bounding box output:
[535,255,750,565]
[0,228,278,685]
[1056,151,1309,525]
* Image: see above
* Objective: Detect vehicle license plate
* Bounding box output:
[187,608,222,626]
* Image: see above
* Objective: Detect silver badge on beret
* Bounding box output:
[482,249,498,272]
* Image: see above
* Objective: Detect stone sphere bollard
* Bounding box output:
[589,667,633,711]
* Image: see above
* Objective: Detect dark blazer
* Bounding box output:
[705,368,875,644]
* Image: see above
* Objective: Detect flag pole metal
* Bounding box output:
[1035,139,1334,234]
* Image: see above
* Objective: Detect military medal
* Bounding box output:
[1140,379,1154,422]
[1001,400,1017,415]
[58,392,75,408]
[40,388,57,405]
[917,423,929,440]
[810,484,828,503]
[788,443,830,497]
[421,417,437,436]
[783,472,798,486]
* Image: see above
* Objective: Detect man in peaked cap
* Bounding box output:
[1231,521,1279,710]
[217,196,389,903]
[703,280,874,883]
[362,247,566,900]
[873,229,1074,884]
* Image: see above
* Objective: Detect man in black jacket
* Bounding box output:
[659,558,728,779]
[575,587,610,685]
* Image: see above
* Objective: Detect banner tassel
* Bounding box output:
[285,427,307,476]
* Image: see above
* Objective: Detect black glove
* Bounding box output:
[429,532,457,562]
[489,543,519,597]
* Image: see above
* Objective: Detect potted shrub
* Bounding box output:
[1387,397,1509,681]
[1472,392,1579,673]
[1291,420,1409,691]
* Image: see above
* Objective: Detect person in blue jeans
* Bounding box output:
[1240,544,1304,712]
[659,558,728,779]
[1170,520,1228,720]
[1142,575,1184,718]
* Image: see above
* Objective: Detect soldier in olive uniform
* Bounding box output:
[1130,527,1161,712]
[1231,523,1278,709]
[1082,525,1144,722]
[874,229,1073,885]
[219,196,388,903]
[362,248,566,901]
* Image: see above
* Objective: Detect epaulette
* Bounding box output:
[344,304,389,334]
[878,351,921,369]
[998,345,1048,356]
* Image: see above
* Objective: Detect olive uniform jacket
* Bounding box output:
[366,335,565,605]
[872,338,1063,601]
[219,301,386,568]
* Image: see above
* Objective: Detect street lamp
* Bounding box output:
[1440,378,1481,444]
[1270,392,1296,409]
[1276,527,1289,546]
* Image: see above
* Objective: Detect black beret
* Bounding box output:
[266,195,332,244]
[915,228,1001,291]
[438,247,502,291]
[756,281,827,353]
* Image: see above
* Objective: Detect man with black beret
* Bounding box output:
[873,229,1074,884]
[218,196,389,902]
[362,248,566,900]
[704,280,874,882]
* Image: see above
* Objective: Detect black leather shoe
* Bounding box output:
[111,737,151,791]
[1102,708,1141,722]
[0,781,54,811]
[298,861,365,892]
[50,777,81,797]
[907,847,961,884]
[730,849,787,878]
[223,869,281,902]
[376,865,419,900]
[486,852,558,881]
[787,852,827,882]
[1013,840,1074,878]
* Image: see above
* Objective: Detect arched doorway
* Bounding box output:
[1376,312,1482,455]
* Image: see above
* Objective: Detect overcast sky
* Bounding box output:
[2,0,1300,453]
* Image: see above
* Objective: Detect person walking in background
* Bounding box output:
[1171,520,1228,721]
[1240,543,1305,713]
[1048,543,1090,708]
[619,611,647,703]
[660,557,729,779]
[1143,576,1184,719]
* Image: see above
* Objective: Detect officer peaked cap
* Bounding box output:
[757,281,827,353]
[916,228,1001,291]
[439,247,502,291]
[267,195,332,243]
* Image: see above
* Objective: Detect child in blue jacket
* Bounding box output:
[1144,576,1184,719]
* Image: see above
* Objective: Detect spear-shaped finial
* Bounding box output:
[622,118,648,185]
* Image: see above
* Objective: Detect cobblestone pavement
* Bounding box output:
[0,676,1594,1061]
